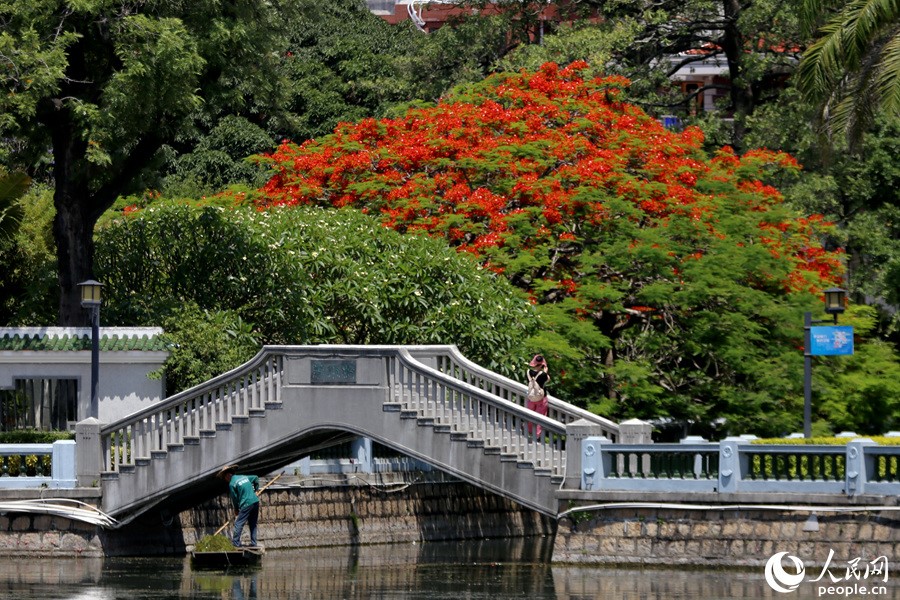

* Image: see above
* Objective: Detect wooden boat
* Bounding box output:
[190,546,265,568]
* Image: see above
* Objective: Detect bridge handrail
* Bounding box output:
[390,347,568,476]
[99,346,280,436]
[99,345,571,476]
[100,345,287,472]
[407,345,619,441]
[579,437,900,496]
[396,347,565,434]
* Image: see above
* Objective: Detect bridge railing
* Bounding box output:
[98,345,579,476]
[406,346,619,441]
[0,440,76,489]
[393,348,568,476]
[580,437,900,496]
[100,351,284,472]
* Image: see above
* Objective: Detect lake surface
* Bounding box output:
[0,538,893,599]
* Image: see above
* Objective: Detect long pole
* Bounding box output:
[90,304,100,420]
[214,471,284,536]
[803,311,812,439]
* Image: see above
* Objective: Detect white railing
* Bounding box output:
[100,352,284,472]
[393,348,567,477]
[408,346,620,441]
[0,440,76,489]
[580,436,900,497]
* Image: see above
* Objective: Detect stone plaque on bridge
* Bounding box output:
[310,359,357,384]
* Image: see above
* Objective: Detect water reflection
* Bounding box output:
[0,539,895,599]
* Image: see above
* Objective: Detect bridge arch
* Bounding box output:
[93,345,619,522]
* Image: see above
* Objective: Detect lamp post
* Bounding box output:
[78,280,104,420]
[803,287,846,438]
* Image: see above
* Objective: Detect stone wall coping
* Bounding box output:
[556,490,900,506]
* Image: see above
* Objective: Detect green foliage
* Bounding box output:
[194,534,236,552]
[163,116,275,198]
[797,0,900,147]
[747,100,900,334]
[496,20,642,77]
[0,430,73,443]
[0,170,28,241]
[278,0,422,141]
[0,0,299,323]
[154,304,260,394]
[0,183,58,325]
[93,203,538,392]
[753,436,900,444]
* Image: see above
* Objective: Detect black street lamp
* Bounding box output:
[803,287,846,438]
[78,279,104,420]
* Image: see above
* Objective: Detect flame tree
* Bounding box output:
[253,62,844,435]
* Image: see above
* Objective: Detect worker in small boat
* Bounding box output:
[218,464,260,548]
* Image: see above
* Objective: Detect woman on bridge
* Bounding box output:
[526,354,550,437]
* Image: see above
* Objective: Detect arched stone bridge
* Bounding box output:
[88,346,619,523]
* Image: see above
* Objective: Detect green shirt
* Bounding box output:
[228,474,260,510]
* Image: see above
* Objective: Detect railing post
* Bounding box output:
[619,418,652,473]
[846,438,876,496]
[50,440,77,489]
[76,417,103,487]
[565,419,609,489]
[719,437,749,494]
[680,435,713,478]
[581,436,612,490]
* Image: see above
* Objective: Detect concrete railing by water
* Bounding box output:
[0,440,76,489]
[580,436,900,496]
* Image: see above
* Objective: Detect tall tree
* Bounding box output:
[0,0,293,324]
[487,0,806,150]
[252,63,847,434]
[797,0,900,147]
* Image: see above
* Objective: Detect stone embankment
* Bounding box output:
[554,497,900,568]
[1,474,898,566]
[0,473,554,557]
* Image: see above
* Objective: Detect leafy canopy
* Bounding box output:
[94,203,539,390]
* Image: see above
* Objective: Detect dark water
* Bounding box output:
[0,538,894,599]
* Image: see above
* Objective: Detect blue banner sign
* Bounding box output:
[809,326,854,356]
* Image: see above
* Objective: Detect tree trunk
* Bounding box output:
[49,109,97,326]
[53,186,96,326]
[721,0,754,151]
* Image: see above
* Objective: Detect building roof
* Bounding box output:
[0,327,169,352]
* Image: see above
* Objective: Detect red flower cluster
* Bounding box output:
[253,62,842,307]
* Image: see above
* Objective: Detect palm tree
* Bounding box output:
[797,0,900,147]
